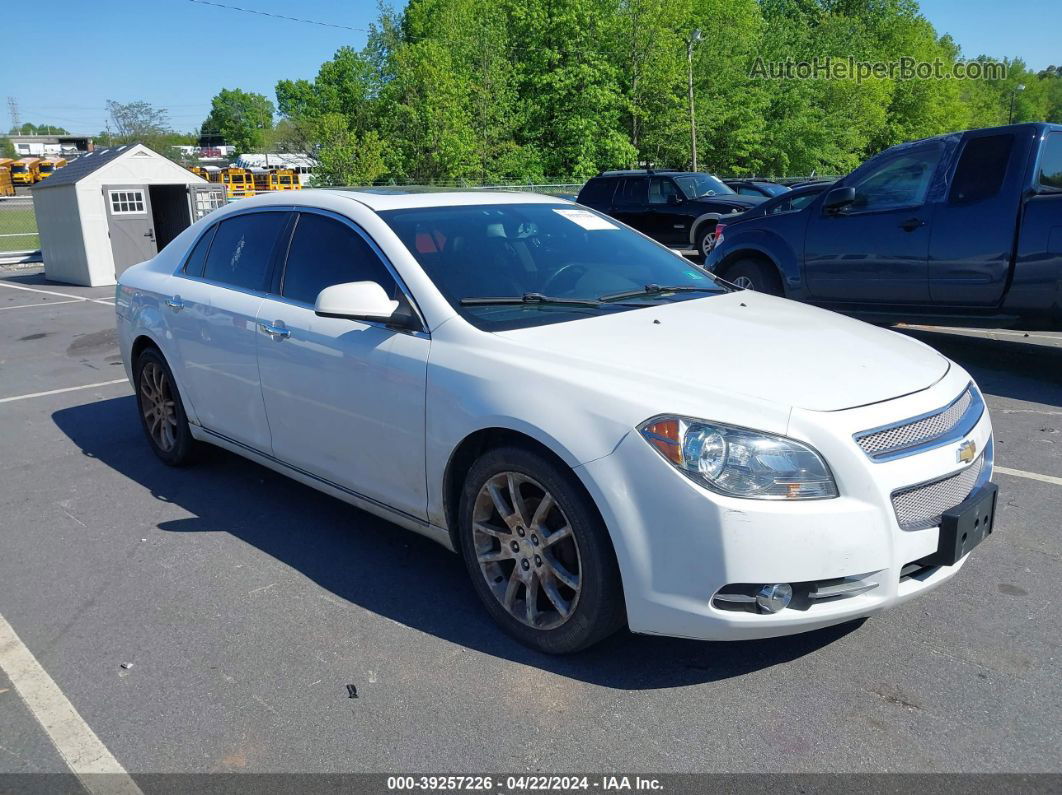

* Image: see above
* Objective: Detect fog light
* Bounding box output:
[756,583,792,613]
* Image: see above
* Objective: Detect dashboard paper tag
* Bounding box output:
[552,209,619,230]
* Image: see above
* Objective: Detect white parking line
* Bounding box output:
[995,466,1062,487]
[0,281,114,306]
[0,379,130,405]
[0,299,83,311]
[0,612,143,794]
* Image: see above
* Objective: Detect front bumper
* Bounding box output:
[577,365,994,641]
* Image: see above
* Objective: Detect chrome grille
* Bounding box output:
[891,452,985,531]
[856,385,980,460]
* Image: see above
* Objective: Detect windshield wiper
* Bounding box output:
[598,284,726,302]
[459,292,604,308]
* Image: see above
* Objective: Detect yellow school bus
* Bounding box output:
[37,157,67,179]
[213,167,256,198]
[10,158,42,185]
[0,164,14,197]
[252,168,302,193]
[187,166,210,180]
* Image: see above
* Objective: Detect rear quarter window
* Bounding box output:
[578,178,616,206]
[1038,132,1062,190]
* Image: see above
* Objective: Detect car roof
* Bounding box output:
[229,187,575,213]
[330,188,571,211]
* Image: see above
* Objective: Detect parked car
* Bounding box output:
[576,169,763,257]
[723,179,790,198]
[706,123,1062,329]
[117,188,997,653]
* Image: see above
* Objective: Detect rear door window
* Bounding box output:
[280,213,397,305]
[1038,132,1062,190]
[616,177,648,205]
[949,134,1014,203]
[202,212,288,291]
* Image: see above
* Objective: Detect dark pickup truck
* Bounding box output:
[705,123,1062,329]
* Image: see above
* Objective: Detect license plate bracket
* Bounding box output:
[920,483,998,567]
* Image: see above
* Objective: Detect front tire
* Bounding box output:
[134,347,198,466]
[694,224,716,258]
[457,446,625,654]
[724,258,783,296]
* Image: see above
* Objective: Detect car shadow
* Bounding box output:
[895,328,1062,407]
[52,395,862,690]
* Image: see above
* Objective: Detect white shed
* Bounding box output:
[31,144,227,286]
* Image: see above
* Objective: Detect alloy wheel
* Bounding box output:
[732,275,755,290]
[472,472,582,630]
[139,361,178,452]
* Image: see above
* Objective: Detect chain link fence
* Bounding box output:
[0,198,38,255]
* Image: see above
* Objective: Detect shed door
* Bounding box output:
[188,184,227,220]
[104,185,158,274]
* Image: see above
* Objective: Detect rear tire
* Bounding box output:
[723,258,783,296]
[457,445,626,654]
[134,348,198,466]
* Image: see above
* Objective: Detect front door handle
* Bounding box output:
[259,321,291,340]
[900,217,926,232]
[166,296,184,312]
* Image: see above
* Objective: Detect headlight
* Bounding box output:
[638,415,838,500]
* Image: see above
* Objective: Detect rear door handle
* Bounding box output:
[166,296,184,312]
[900,217,926,231]
[259,321,290,340]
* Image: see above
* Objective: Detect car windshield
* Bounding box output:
[674,174,735,198]
[379,203,726,330]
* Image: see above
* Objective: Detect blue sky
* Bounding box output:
[1,0,1058,135]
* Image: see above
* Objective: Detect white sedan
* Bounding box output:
[116,189,997,653]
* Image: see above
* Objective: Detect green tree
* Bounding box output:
[201,89,275,154]
[310,113,389,186]
[9,122,71,135]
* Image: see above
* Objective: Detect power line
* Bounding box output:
[186,0,370,32]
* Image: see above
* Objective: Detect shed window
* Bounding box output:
[193,191,225,219]
[109,190,145,214]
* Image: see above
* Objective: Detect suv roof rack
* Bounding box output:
[596,168,684,177]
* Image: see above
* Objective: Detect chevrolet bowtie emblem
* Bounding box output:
[957,439,977,464]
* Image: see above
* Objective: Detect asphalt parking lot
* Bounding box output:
[0,266,1059,780]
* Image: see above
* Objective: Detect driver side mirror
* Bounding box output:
[822,186,856,213]
[667,193,683,205]
[315,281,400,323]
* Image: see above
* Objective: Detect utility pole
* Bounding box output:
[687,30,702,172]
[1009,83,1025,124]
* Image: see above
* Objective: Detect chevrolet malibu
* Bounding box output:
[116,189,997,653]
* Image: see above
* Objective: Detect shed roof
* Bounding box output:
[31,146,133,189]
[31,144,202,190]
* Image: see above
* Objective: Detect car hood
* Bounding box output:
[692,194,763,210]
[494,292,948,413]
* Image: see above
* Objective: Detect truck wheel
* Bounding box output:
[457,445,626,654]
[724,258,783,296]
[134,348,198,466]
